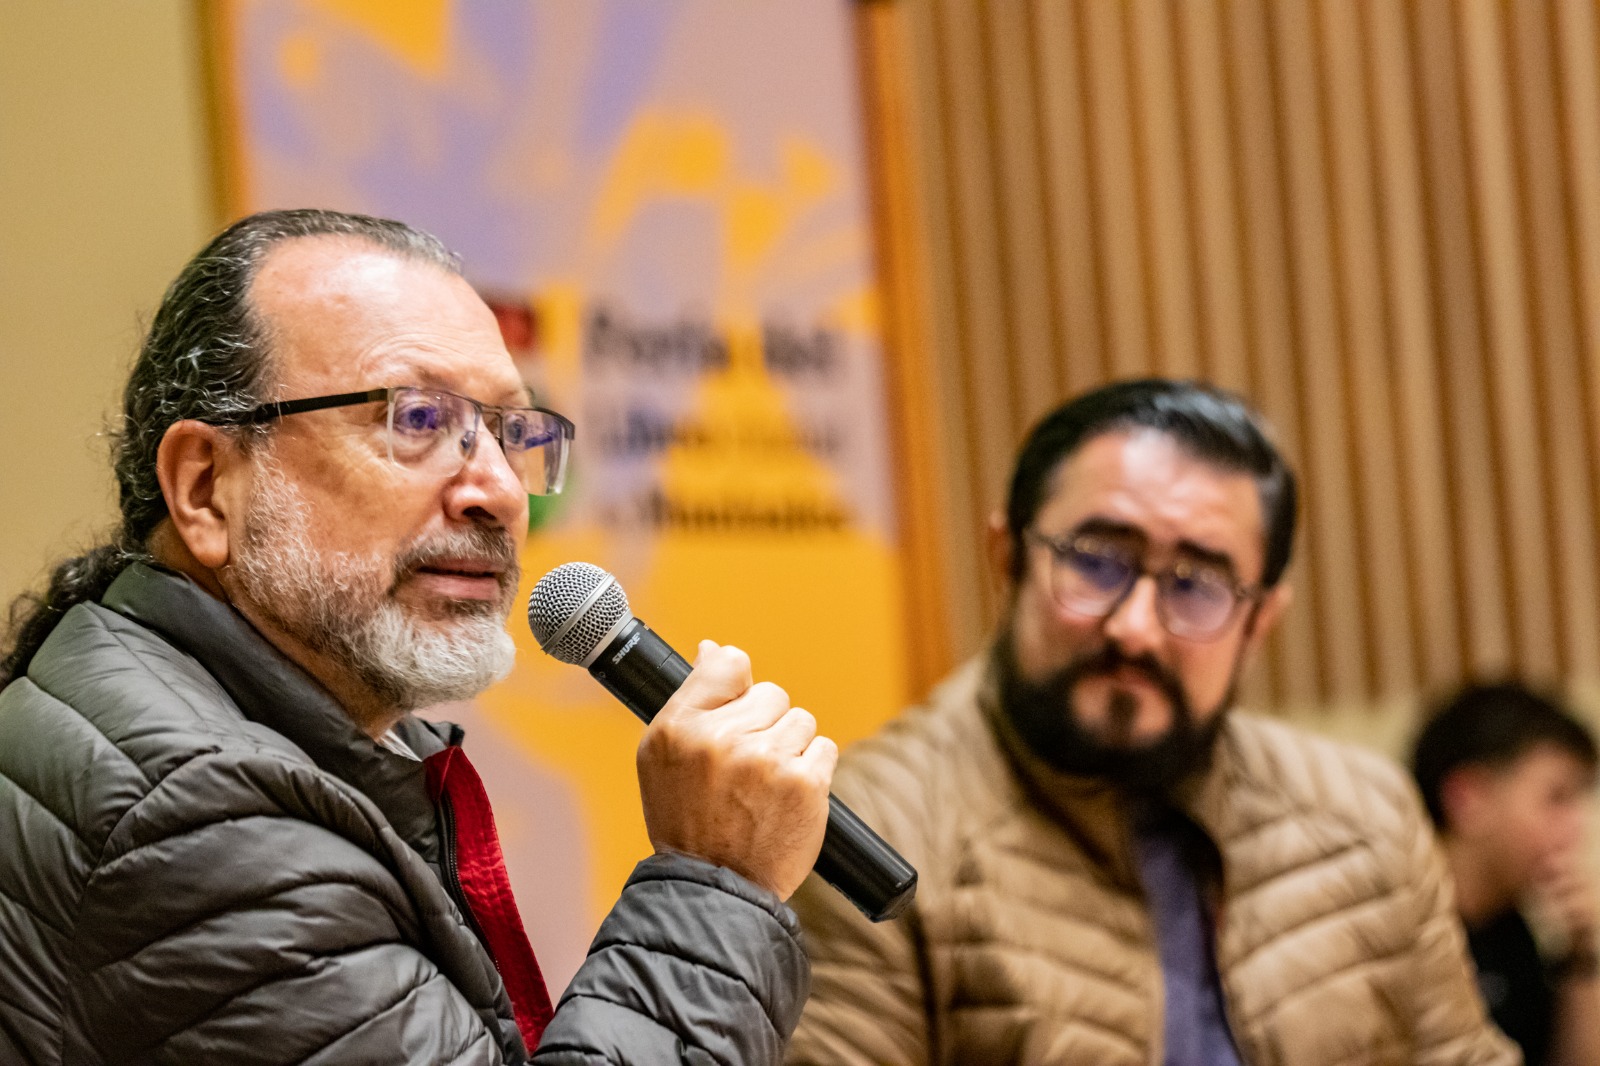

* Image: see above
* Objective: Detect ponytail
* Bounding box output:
[0,542,140,688]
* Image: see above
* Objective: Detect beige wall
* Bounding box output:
[0,1,215,608]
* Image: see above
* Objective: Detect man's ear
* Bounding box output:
[1242,579,1293,658]
[155,420,244,571]
[1440,765,1495,838]
[986,510,1017,601]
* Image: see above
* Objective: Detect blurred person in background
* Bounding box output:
[0,209,835,1065]
[787,379,1514,1065]
[1413,681,1600,1066]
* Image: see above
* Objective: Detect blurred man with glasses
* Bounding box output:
[0,210,835,1064]
[788,379,1513,1065]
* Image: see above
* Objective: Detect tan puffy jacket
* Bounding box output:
[788,658,1517,1066]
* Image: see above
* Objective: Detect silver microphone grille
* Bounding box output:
[527,562,632,665]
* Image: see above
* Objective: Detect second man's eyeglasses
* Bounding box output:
[1026,527,1259,641]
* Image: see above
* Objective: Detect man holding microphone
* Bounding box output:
[0,209,834,1064]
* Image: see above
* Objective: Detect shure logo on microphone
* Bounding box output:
[611,631,642,664]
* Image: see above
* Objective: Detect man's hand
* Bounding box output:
[1539,846,1599,973]
[1537,846,1600,1066]
[635,641,838,900]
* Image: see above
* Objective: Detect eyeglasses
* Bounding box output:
[1025,527,1259,641]
[211,386,575,495]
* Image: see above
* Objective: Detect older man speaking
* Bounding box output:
[0,210,836,1064]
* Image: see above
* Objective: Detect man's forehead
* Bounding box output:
[1040,429,1266,567]
[1513,742,1600,786]
[250,234,423,312]
[249,234,519,397]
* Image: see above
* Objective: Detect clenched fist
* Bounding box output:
[1537,845,1598,966]
[635,641,839,899]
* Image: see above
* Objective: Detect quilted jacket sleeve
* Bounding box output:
[784,757,933,1066]
[1399,801,1522,1066]
[62,754,510,1066]
[785,871,928,1065]
[533,853,810,1065]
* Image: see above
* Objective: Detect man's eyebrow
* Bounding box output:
[1070,517,1242,577]
[381,368,533,407]
[483,383,537,409]
[378,366,449,392]
[1173,540,1241,578]
[1070,516,1147,543]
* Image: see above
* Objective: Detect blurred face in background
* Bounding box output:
[994,430,1289,790]
[1445,744,1596,898]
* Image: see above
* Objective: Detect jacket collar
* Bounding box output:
[977,648,1237,888]
[102,561,453,849]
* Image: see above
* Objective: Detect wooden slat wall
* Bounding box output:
[860,0,1600,710]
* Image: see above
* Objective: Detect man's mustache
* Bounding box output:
[1068,644,1187,710]
[393,526,521,593]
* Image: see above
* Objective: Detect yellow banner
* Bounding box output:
[222,0,907,991]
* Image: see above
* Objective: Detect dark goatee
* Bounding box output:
[994,627,1229,796]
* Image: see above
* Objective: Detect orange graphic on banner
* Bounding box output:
[308,0,452,78]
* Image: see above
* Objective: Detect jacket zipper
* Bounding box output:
[439,786,530,1054]
[1212,862,1259,1066]
[438,792,490,948]
[1215,917,1257,1066]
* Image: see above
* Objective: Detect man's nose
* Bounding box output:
[446,430,528,529]
[1102,574,1165,657]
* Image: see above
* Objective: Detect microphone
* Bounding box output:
[527,561,918,922]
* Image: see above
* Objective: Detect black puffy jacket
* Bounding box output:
[0,563,809,1064]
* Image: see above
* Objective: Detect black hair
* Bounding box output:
[1004,378,1298,588]
[1,209,459,688]
[1411,680,1599,830]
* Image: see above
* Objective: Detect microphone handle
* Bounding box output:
[589,618,918,922]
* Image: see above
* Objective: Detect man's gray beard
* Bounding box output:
[231,458,518,715]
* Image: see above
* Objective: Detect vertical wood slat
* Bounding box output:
[1319,0,1416,698]
[1081,1,1152,379]
[1411,0,1513,677]
[1458,0,1559,678]
[982,1,1060,432]
[928,0,998,627]
[852,0,958,698]
[1507,0,1600,682]
[1555,2,1600,656]
[1274,0,1370,701]
[1031,0,1106,396]
[1365,0,1463,689]
[933,0,1014,626]
[1226,0,1323,706]
[860,0,1600,710]
[1129,0,1200,379]
[1175,0,1252,398]
[935,0,1015,482]
[899,0,989,659]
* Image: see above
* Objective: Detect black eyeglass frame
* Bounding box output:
[1024,526,1262,642]
[210,386,570,432]
[205,385,576,493]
